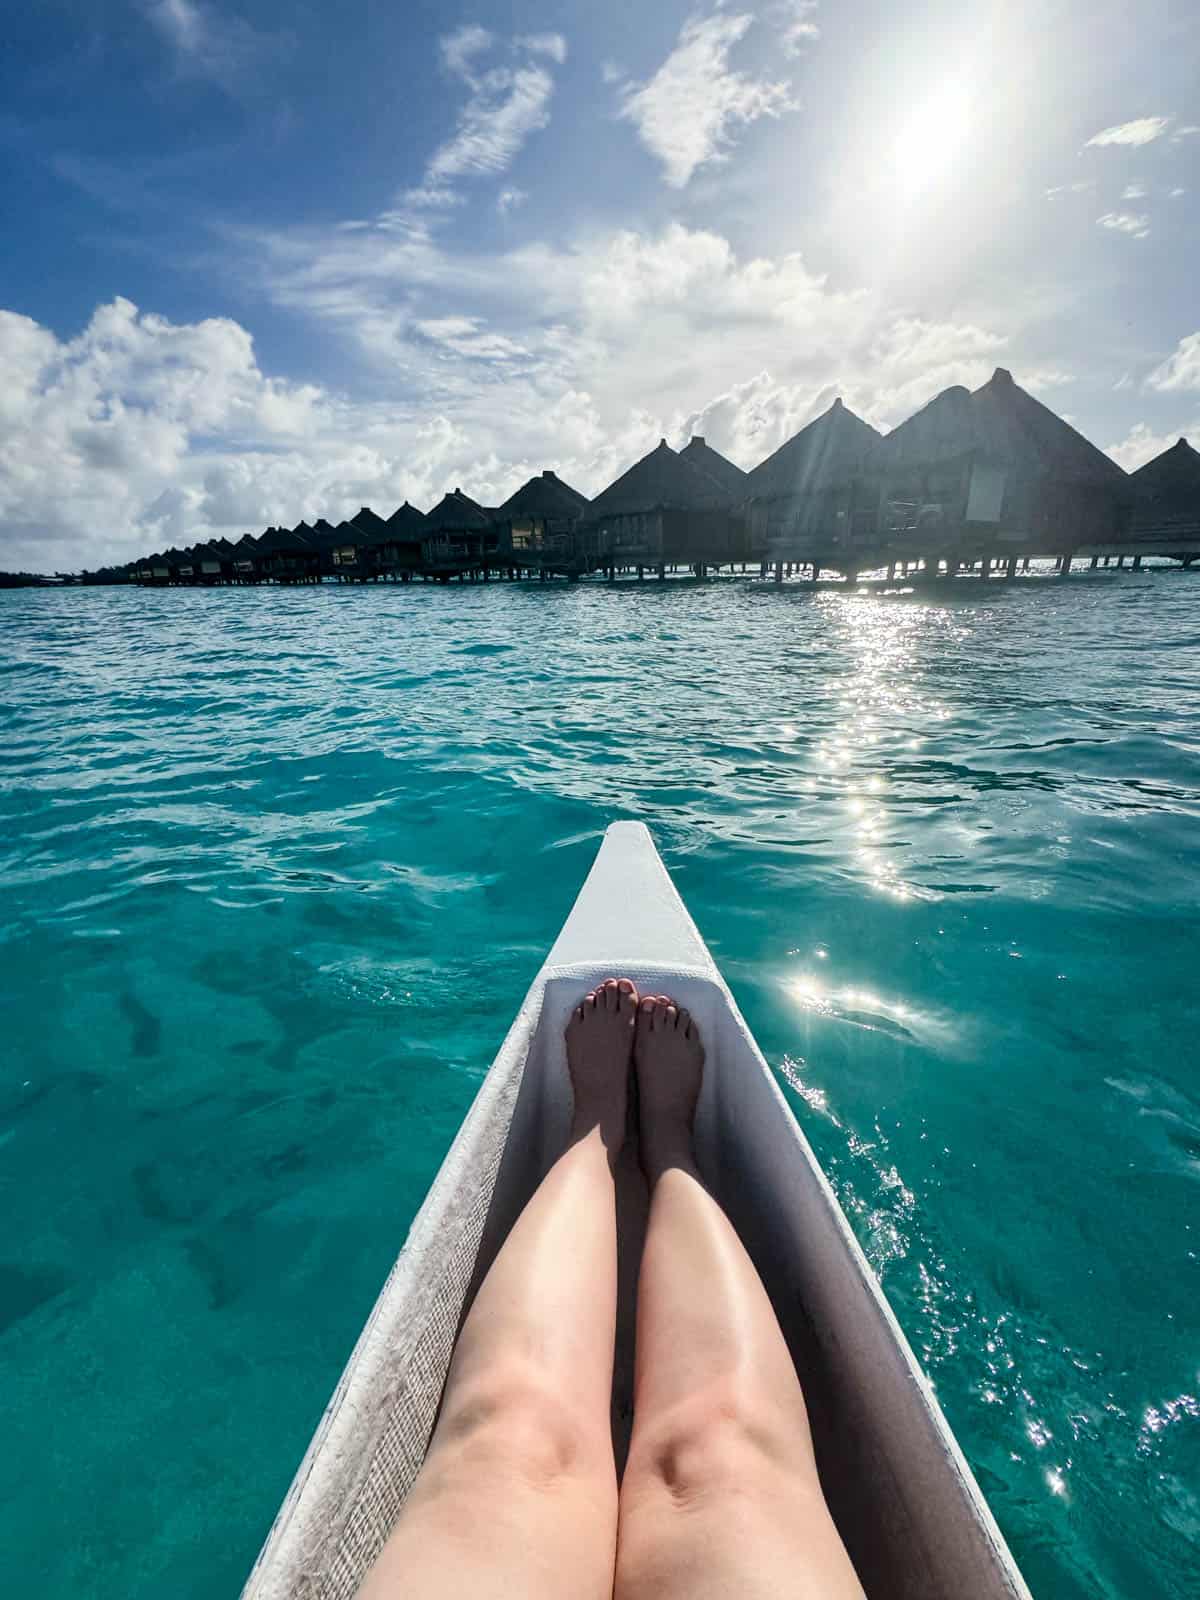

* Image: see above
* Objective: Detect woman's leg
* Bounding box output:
[357,977,638,1600]
[614,996,865,1600]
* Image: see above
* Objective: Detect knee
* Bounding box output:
[628,1380,796,1508]
[431,1358,601,1490]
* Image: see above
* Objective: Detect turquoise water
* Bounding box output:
[2,576,1198,1599]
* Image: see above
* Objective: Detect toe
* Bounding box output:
[616,977,638,1013]
[676,1007,691,1037]
[585,989,598,1012]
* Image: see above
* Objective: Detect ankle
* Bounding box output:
[640,1125,699,1186]
[570,1104,626,1157]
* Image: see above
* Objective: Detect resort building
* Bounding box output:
[421,489,497,577]
[1130,438,1200,561]
[493,470,591,575]
[584,438,743,574]
[377,502,429,579]
[875,368,1132,568]
[744,399,883,574]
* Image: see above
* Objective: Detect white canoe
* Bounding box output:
[242,822,1031,1600]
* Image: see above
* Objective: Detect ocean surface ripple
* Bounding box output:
[2,577,1199,1599]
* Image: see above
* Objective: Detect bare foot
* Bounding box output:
[634,994,705,1183]
[565,977,638,1154]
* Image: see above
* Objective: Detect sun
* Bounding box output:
[891,79,973,196]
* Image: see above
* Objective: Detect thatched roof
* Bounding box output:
[350,507,389,541]
[680,436,748,496]
[424,488,493,533]
[880,369,1128,487]
[497,469,590,520]
[257,524,315,555]
[972,369,1128,485]
[1130,437,1200,504]
[589,440,731,518]
[874,385,974,469]
[746,399,882,501]
[386,501,429,537]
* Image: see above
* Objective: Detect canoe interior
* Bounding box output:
[242,823,1029,1600]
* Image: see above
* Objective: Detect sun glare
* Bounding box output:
[892,79,972,195]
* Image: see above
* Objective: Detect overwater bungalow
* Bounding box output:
[198,538,235,583]
[744,399,883,573]
[256,524,321,583]
[875,368,1131,569]
[376,502,428,579]
[325,507,389,579]
[1130,439,1200,560]
[493,470,591,574]
[583,438,740,575]
[230,533,261,582]
[421,489,497,577]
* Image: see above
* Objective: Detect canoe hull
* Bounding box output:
[243,822,1030,1600]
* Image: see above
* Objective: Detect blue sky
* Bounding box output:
[1,0,1198,568]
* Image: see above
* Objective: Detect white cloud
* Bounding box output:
[1121,183,1148,200]
[1046,180,1096,197]
[0,299,337,568]
[618,13,794,188]
[141,0,281,91]
[496,186,528,213]
[777,0,820,55]
[439,24,493,84]
[429,63,556,181]
[422,30,564,188]
[400,184,463,210]
[1171,124,1200,142]
[1147,332,1200,392]
[1085,116,1170,148]
[1170,186,1186,198]
[677,370,825,464]
[1097,211,1150,238]
[516,32,567,65]
[415,314,530,362]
